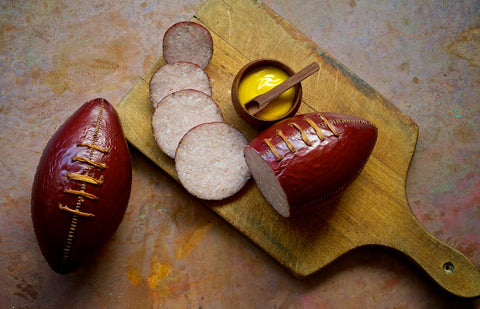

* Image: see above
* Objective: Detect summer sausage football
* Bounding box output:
[244,112,377,217]
[31,98,132,274]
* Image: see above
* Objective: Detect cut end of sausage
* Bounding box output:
[152,89,224,158]
[163,21,213,69]
[175,122,250,200]
[149,61,212,107]
[244,146,290,217]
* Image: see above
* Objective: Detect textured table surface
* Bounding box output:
[1,0,479,308]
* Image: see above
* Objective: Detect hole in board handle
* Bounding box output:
[443,261,455,274]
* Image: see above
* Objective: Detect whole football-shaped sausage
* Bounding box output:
[31,98,132,274]
[244,112,377,217]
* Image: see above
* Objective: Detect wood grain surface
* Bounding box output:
[116,0,480,298]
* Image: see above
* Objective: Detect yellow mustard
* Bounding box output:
[238,65,295,121]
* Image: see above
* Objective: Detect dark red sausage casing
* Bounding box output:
[244,112,377,217]
[31,98,132,274]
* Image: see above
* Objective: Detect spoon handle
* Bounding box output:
[245,62,319,115]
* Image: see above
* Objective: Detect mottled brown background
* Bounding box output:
[1,0,479,308]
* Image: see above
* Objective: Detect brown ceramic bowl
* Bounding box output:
[231,59,302,128]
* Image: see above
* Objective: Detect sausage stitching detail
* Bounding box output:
[77,142,110,154]
[319,114,340,137]
[66,172,104,185]
[64,189,100,200]
[290,123,312,146]
[262,114,345,160]
[263,138,282,161]
[330,118,373,126]
[58,204,96,217]
[276,130,296,153]
[60,99,107,267]
[303,117,324,141]
[71,156,107,169]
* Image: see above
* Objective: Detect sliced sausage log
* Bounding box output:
[244,112,378,217]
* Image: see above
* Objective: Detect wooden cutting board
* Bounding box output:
[116,0,480,298]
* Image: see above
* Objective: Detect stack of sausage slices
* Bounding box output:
[150,21,250,201]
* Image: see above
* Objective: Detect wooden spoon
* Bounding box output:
[244,62,319,116]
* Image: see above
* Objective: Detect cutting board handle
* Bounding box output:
[384,208,480,298]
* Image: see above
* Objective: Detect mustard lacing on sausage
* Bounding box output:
[77,142,110,154]
[58,204,96,217]
[71,156,107,169]
[303,117,324,141]
[276,130,296,153]
[263,113,340,161]
[60,99,110,266]
[61,150,108,217]
[319,114,339,137]
[290,122,312,146]
[66,172,104,185]
[264,138,282,161]
[59,103,110,218]
[63,189,99,200]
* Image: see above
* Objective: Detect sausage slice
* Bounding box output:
[152,89,224,159]
[163,21,213,69]
[175,122,250,200]
[149,61,212,108]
